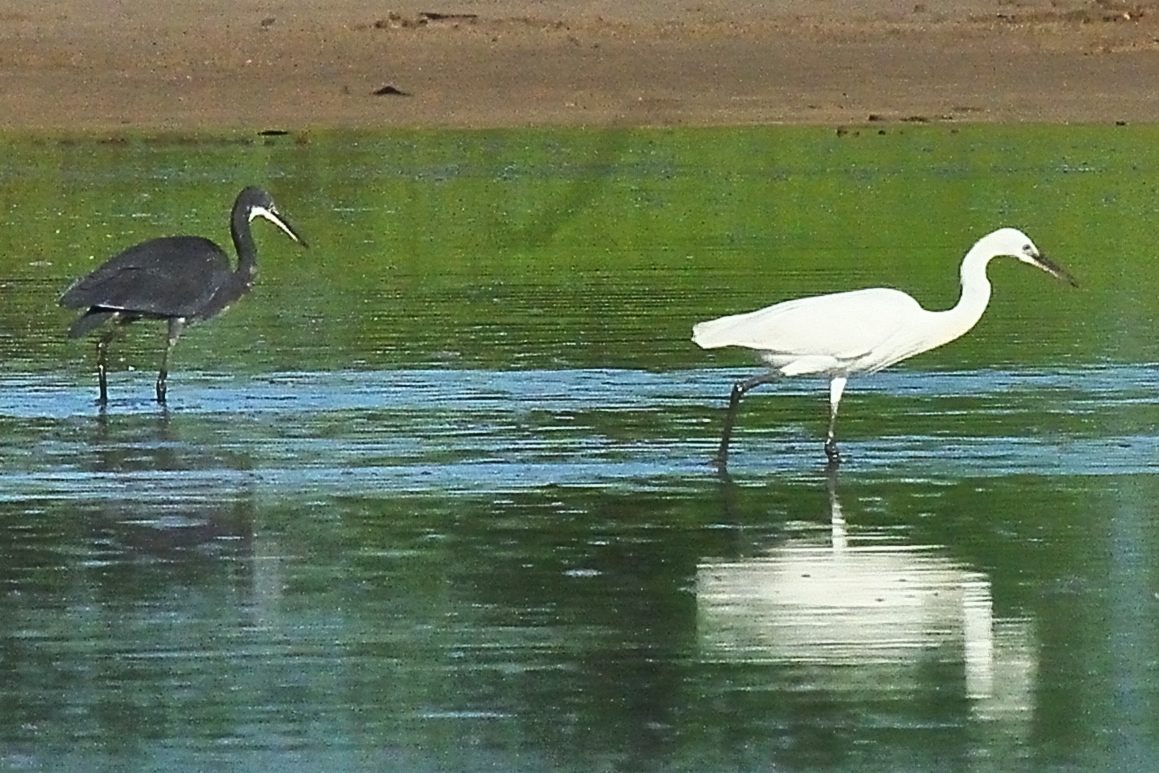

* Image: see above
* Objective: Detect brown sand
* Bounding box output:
[2,0,1159,131]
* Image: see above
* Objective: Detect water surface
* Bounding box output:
[1,126,1156,770]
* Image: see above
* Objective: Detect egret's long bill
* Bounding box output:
[1030,252,1078,287]
[251,205,308,248]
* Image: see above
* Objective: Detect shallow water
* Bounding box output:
[1,127,1157,770]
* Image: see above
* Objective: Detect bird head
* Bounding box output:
[984,227,1077,287]
[239,186,309,248]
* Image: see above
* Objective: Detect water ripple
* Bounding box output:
[0,364,1153,500]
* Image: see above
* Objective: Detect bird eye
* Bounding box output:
[1022,244,1033,253]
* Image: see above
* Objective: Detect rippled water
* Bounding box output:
[1,127,1157,770]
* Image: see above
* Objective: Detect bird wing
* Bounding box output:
[60,236,232,317]
[692,288,930,373]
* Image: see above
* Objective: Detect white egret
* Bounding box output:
[692,228,1077,467]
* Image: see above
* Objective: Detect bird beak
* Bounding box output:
[1032,253,1078,288]
[268,209,309,249]
[276,212,309,248]
[252,206,309,248]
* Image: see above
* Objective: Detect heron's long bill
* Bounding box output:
[1033,253,1078,287]
[252,206,309,248]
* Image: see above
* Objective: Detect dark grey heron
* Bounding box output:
[60,186,306,404]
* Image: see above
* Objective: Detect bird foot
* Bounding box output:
[824,439,842,465]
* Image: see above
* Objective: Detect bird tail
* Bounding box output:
[692,314,746,349]
[67,310,117,339]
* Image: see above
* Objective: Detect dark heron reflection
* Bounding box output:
[59,186,307,405]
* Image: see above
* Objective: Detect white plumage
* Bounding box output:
[693,227,1077,467]
[694,288,931,376]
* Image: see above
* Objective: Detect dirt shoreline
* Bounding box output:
[2,1,1159,132]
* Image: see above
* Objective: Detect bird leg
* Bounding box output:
[156,317,186,404]
[824,435,840,464]
[715,372,780,469]
[95,334,113,405]
[824,376,848,465]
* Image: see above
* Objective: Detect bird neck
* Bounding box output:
[929,242,995,349]
[230,207,258,280]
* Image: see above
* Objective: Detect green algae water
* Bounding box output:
[0,126,1156,770]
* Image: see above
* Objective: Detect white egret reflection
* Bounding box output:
[697,477,1037,722]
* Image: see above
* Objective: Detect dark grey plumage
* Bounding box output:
[60,186,306,404]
